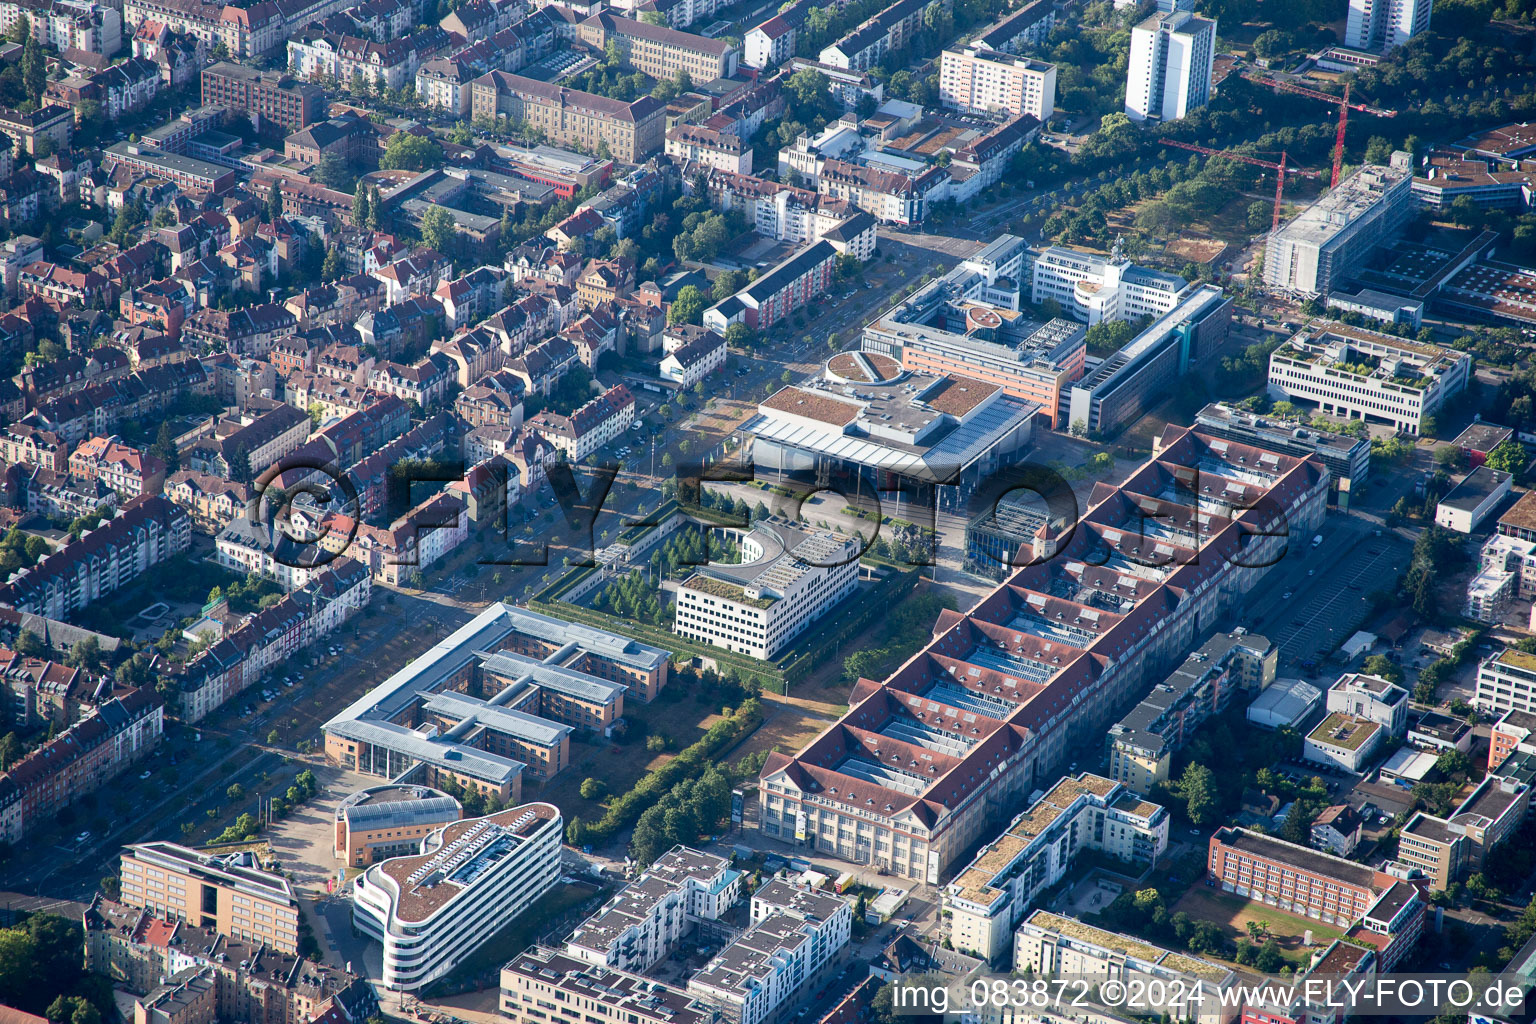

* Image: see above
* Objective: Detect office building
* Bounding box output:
[1490,708,1536,770]
[686,881,851,1024]
[938,47,1056,120]
[1396,812,1466,889]
[1067,284,1230,434]
[943,774,1167,962]
[1206,827,1424,968]
[119,843,302,952]
[324,604,670,797]
[1434,466,1512,533]
[470,72,666,163]
[1326,673,1408,735]
[503,948,722,1024]
[1013,911,1235,1024]
[1345,0,1432,52]
[352,802,562,991]
[1107,629,1276,795]
[201,63,324,134]
[1263,165,1413,296]
[1028,242,1193,326]
[758,427,1328,883]
[1266,319,1472,435]
[1304,712,1383,773]
[333,784,463,867]
[577,13,738,82]
[566,846,742,971]
[1476,646,1536,716]
[1193,403,1371,509]
[675,522,858,660]
[1124,9,1216,123]
[862,235,1087,428]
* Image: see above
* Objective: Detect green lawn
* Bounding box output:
[1172,885,1346,951]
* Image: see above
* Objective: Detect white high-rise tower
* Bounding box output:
[1124,8,1216,123]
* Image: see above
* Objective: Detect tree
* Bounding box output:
[64,637,103,673]
[151,421,180,471]
[380,132,443,171]
[580,778,607,800]
[352,182,370,227]
[20,32,44,104]
[227,783,245,801]
[14,630,44,657]
[668,284,706,326]
[1254,938,1285,974]
[1361,653,1403,684]
[321,246,343,280]
[312,155,354,191]
[1175,763,1219,824]
[1486,438,1528,474]
[420,206,457,257]
[6,13,28,43]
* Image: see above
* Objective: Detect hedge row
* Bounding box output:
[581,698,765,845]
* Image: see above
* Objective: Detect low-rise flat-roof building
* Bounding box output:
[1326,672,1408,735]
[352,802,562,991]
[323,604,670,798]
[1248,676,1324,729]
[942,773,1167,963]
[1325,287,1424,329]
[1107,630,1275,795]
[1267,319,1473,435]
[1435,466,1513,533]
[333,784,463,867]
[119,843,301,952]
[1304,712,1383,773]
[503,947,722,1024]
[1408,711,1472,752]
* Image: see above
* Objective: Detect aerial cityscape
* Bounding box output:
[0,0,1534,1021]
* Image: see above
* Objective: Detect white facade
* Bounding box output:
[566,846,742,973]
[687,881,851,1024]
[1264,165,1413,297]
[938,47,1056,120]
[1326,673,1409,736]
[1345,0,1431,52]
[1124,9,1215,123]
[943,774,1168,963]
[1479,649,1536,716]
[675,525,858,659]
[1029,243,1193,325]
[352,803,563,992]
[1267,320,1472,435]
[1435,466,1513,534]
[1466,534,1536,623]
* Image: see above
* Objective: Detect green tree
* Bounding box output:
[1487,438,1528,474]
[1360,653,1403,684]
[420,206,457,256]
[380,132,443,171]
[579,778,607,800]
[1175,763,1219,824]
[667,284,706,326]
[352,182,370,227]
[20,31,45,104]
[321,246,343,281]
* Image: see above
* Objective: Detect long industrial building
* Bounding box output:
[758,425,1329,882]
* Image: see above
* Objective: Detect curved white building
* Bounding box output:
[352,801,562,991]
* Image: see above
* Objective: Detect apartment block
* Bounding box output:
[69,436,166,498]
[503,947,721,1024]
[686,881,851,1024]
[1345,0,1431,52]
[675,523,858,660]
[577,13,738,82]
[1124,9,1215,123]
[0,686,162,841]
[938,47,1056,120]
[760,427,1328,883]
[470,72,666,163]
[353,802,562,991]
[1263,165,1413,297]
[1013,911,1236,1024]
[0,495,191,619]
[201,63,325,134]
[702,240,836,331]
[1266,319,1472,435]
[943,773,1168,962]
[119,843,303,952]
[1108,629,1276,795]
[1206,828,1424,969]
[566,846,742,972]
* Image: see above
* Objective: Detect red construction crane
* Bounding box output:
[1239,71,1398,188]
[1160,139,1320,232]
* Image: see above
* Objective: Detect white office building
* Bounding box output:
[1266,320,1472,435]
[1124,9,1216,123]
[938,46,1056,121]
[1028,241,1193,326]
[1345,0,1432,52]
[943,774,1168,963]
[565,846,742,972]
[686,881,851,1024]
[1263,164,1414,297]
[674,522,859,660]
[352,802,563,991]
[1478,648,1536,716]
[1327,673,1409,736]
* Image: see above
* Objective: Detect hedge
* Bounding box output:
[580,698,765,845]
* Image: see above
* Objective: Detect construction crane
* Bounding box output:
[1239,71,1398,188]
[1160,139,1320,232]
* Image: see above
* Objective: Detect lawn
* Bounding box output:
[1172,885,1346,953]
